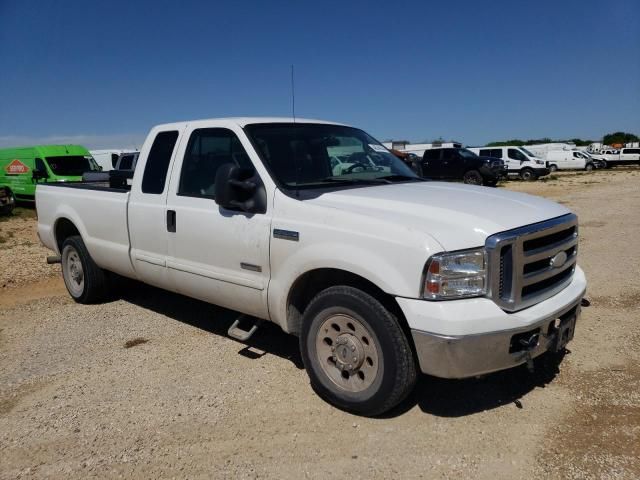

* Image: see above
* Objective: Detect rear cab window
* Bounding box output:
[141,131,179,194]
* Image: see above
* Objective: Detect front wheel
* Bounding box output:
[61,235,109,304]
[520,168,537,181]
[462,170,483,185]
[548,164,558,172]
[585,163,594,171]
[300,286,417,416]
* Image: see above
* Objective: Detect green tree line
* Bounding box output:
[485,131,638,147]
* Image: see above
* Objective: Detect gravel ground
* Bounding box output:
[0,169,639,479]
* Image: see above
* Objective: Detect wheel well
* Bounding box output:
[286,268,411,339]
[54,218,80,252]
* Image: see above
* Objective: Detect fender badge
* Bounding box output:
[550,251,568,269]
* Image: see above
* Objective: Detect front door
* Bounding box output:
[166,126,272,319]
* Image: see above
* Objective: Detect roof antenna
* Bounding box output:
[291,64,296,123]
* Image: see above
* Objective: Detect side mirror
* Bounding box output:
[214,163,266,214]
[32,169,49,181]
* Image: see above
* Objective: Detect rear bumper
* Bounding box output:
[398,267,586,378]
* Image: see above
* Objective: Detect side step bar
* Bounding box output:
[47,255,61,264]
[227,315,263,342]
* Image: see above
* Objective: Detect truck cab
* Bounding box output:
[470,146,549,181]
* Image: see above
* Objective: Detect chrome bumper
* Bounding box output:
[410,296,582,379]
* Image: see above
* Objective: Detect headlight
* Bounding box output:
[423,248,487,299]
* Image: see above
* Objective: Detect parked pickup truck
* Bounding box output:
[416,147,506,186]
[37,118,587,416]
[590,147,640,168]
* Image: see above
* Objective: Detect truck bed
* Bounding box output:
[36,182,137,279]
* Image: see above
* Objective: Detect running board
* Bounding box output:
[227,316,263,342]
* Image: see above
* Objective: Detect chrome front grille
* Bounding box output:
[486,214,578,312]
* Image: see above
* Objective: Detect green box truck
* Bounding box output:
[0,145,100,201]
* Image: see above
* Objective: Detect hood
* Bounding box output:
[304,182,571,250]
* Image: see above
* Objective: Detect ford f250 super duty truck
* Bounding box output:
[37,118,587,416]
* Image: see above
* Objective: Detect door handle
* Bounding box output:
[166,210,176,233]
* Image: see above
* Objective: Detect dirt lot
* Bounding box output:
[1,169,639,479]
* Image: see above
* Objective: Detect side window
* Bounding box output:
[423,149,440,161]
[573,152,580,158]
[178,128,254,199]
[491,149,503,158]
[508,148,526,161]
[479,149,491,157]
[441,149,456,161]
[141,131,179,194]
[35,158,47,172]
[118,155,134,170]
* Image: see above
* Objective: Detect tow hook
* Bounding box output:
[519,333,540,373]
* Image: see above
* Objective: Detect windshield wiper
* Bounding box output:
[374,174,425,182]
[319,177,391,185]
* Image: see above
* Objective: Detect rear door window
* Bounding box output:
[423,149,440,162]
[141,131,179,194]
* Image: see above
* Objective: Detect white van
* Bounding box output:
[468,146,549,180]
[89,150,128,171]
[546,150,595,171]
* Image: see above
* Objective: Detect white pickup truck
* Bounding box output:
[590,147,640,168]
[37,118,587,416]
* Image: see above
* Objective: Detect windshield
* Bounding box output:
[458,148,477,159]
[45,155,99,176]
[519,147,536,158]
[244,123,421,189]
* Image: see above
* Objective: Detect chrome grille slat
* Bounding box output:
[524,236,578,262]
[522,256,576,286]
[486,213,578,312]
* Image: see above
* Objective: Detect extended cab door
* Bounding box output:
[421,149,442,178]
[128,128,184,290]
[621,148,640,163]
[165,126,272,319]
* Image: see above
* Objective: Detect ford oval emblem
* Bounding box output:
[550,251,568,269]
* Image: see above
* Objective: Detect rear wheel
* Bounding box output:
[300,286,417,416]
[585,163,594,171]
[548,164,558,172]
[61,235,108,304]
[520,168,537,181]
[462,170,483,185]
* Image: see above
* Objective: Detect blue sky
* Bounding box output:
[0,0,638,148]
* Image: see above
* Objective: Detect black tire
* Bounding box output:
[601,160,609,169]
[548,164,558,172]
[484,178,498,187]
[585,163,594,172]
[520,168,537,181]
[300,286,417,416]
[462,170,483,185]
[61,235,108,304]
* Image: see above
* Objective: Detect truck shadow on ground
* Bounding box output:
[114,279,304,370]
[113,278,566,418]
[388,351,566,418]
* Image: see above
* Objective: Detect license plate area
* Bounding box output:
[549,306,579,352]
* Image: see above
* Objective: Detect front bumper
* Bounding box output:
[398,267,586,378]
[535,167,550,176]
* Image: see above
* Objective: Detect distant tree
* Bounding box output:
[485,139,525,146]
[602,132,639,145]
